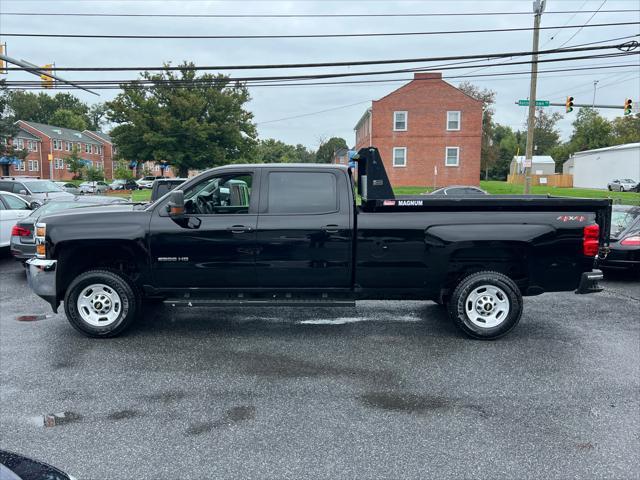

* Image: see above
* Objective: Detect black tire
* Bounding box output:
[447,271,523,340]
[608,186,612,191]
[64,269,141,338]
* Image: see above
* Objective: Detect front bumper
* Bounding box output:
[576,269,604,294]
[26,258,59,312]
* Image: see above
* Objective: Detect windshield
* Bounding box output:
[25,181,64,193]
[622,179,636,183]
[611,207,640,238]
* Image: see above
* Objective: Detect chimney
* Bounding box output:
[413,72,442,80]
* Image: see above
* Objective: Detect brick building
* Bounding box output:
[353,72,483,187]
[2,121,114,180]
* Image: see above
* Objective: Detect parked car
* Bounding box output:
[55,181,80,195]
[607,179,638,192]
[0,449,75,480]
[0,177,74,206]
[109,178,139,191]
[599,205,640,272]
[429,185,488,195]
[25,147,610,340]
[137,175,165,189]
[10,196,128,261]
[78,181,109,194]
[150,177,187,202]
[0,192,33,249]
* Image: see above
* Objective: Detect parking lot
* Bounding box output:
[0,254,638,479]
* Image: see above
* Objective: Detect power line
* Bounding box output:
[541,0,590,47]
[3,21,638,40]
[5,51,638,87]
[1,9,637,18]
[558,0,609,48]
[5,38,638,72]
[257,101,371,125]
[6,62,638,90]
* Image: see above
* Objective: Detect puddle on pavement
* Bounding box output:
[16,314,53,322]
[31,411,83,427]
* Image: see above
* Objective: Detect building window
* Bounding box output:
[393,147,407,167]
[53,139,63,150]
[27,140,37,151]
[16,138,24,149]
[447,111,461,131]
[97,145,103,155]
[54,158,65,170]
[76,142,81,151]
[445,147,460,166]
[16,160,26,171]
[393,111,408,131]
[28,160,39,171]
[85,144,91,154]
[65,141,72,151]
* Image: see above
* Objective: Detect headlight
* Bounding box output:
[35,223,46,258]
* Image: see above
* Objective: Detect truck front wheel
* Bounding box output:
[64,269,141,338]
[447,271,523,340]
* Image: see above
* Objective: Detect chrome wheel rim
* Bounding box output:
[465,285,510,328]
[76,283,122,327]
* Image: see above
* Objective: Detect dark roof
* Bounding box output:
[85,130,112,143]
[19,121,102,145]
[14,128,41,141]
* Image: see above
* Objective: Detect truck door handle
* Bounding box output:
[322,224,340,234]
[227,225,252,234]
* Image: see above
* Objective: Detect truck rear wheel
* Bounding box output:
[447,271,523,340]
[64,269,141,338]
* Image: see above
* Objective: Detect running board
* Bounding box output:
[164,298,355,308]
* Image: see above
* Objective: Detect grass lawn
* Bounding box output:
[393,182,639,206]
[105,189,151,202]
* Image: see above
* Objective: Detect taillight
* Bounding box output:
[583,224,600,256]
[620,235,640,246]
[11,225,32,237]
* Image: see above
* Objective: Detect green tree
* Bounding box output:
[254,139,316,163]
[87,103,108,131]
[458,82,499,178]
[489,124,522,180]
[570,107,612,152]
[0,81,28,175]
[316,137,348,164]
[50,109,88,131]
[6,90,108,132]
[532,108,562,156]
[107,63,257,177]
[610,114,640,145]
[85,166,104,181]
[65,145,85,179]
[113,160,135,180]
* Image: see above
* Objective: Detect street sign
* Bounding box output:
[518,99,550,107]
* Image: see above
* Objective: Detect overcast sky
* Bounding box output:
[1,0,638,150]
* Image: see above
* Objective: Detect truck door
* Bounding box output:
[149,170,259,289]
[255,169,353,288]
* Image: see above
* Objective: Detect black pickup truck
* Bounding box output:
[26,147,610,340]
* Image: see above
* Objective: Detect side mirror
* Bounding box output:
[167,190,185,217]
[19,189,27,195]
[29,201,41,210]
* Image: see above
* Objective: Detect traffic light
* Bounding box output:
[565,96,574,113]
[40,64,54,89]
[624,98,633,115]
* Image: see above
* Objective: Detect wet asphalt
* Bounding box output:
[0,253,638,480]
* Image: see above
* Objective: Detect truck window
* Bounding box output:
[183,173,252,215]
[267,172,337,214]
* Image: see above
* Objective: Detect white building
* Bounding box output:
[510,155,556,175]
[566,143,640,189]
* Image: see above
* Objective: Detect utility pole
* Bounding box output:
[523,0,545,194]
[592,80,599,107]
